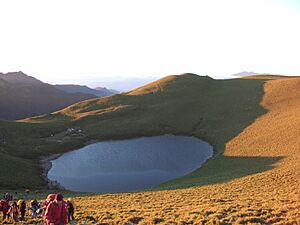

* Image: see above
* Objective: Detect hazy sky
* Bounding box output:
[1,0,300,84]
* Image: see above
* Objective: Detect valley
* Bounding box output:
[0,74,299,224]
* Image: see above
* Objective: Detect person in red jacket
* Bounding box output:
[44,193,67,225]
[42,193,56,216]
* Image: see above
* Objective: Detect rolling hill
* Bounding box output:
[0,72,96,120]
[0,73,299,223]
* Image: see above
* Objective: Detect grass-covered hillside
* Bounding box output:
[0,73,299,224]
[1,73,265,187]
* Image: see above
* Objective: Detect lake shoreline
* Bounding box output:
[40,153,67,190]
[46,135,213,192]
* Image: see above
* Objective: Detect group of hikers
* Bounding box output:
[0,192,75,224]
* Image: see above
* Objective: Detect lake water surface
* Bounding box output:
[48,135,213,192]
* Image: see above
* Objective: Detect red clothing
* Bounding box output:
[44,200,67,225]
[44,194,56,208]
[8,205,19,216]
[0,200,9,213]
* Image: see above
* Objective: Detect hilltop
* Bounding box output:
[0,73,299,223]
[0,71,43,85]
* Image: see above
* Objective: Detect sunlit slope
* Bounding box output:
[68,75,300,224]
[2,74,300,223]
[24,73,268,187]
[0,73,260,188]
[29,73,265,157]
[40,74,300,224]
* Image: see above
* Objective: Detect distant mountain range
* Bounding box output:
[83,77,159,92]
[0,72,117,120]
[232,71,260,77]
[54,84,119,97]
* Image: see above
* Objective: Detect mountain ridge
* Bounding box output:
[232,71,260,77]
[0,71,43,85]
[54,84,118,97]
[0,71,96,120]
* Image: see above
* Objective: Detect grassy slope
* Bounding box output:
[0,74,299,224]
[1,74,267,187]
[32,74,270,187]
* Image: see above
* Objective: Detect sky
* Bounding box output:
[0,0,300,85]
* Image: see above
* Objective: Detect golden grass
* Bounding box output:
[72,77,300,224]
[2,75,300,224]
[127,75,178,95]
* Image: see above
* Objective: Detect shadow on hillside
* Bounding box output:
[72,77,281,191]
[0,75,288,190]
[157,78,284,189]
[157,155,283,189]
[83,77,279,191]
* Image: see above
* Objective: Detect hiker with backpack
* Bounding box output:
[30,199,39,219]
[66,198,75,222]
[8,201,19,222]
[36,201,45,217]
[44,193,67,225]
[17,199,26,220]
[45,194,56,207]
[41,193,56,217]
[0,199,10,221]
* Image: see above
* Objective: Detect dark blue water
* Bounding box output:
[48,135,213,192]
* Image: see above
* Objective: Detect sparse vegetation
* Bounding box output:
[0,74,299,224]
